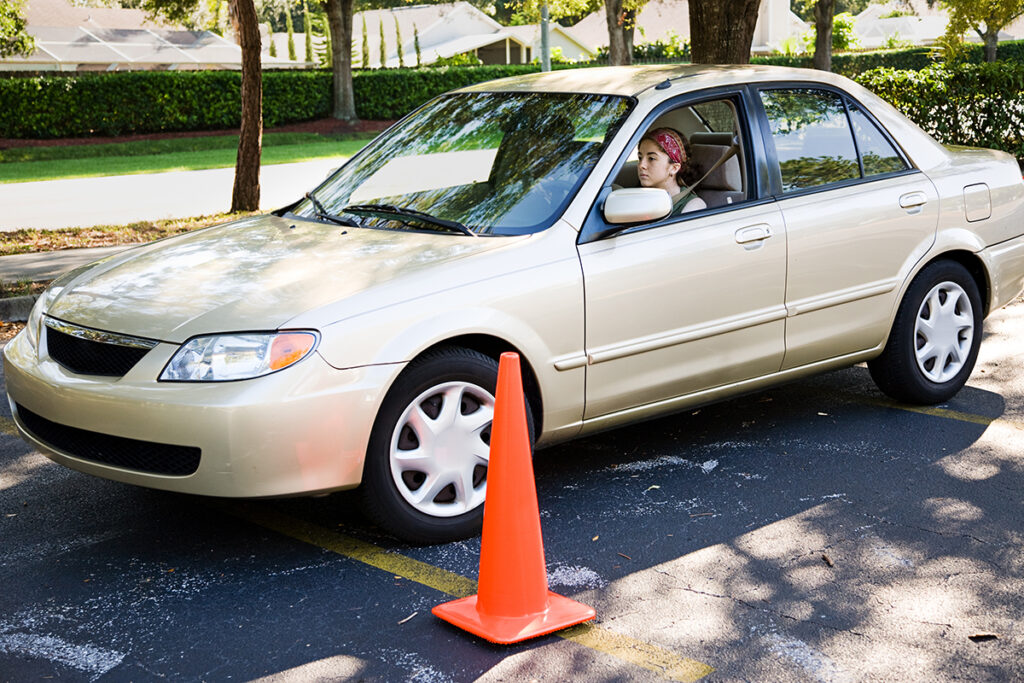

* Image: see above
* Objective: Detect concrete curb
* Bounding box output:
[0,294,37,322]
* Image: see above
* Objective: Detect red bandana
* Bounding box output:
[655,131,683,164]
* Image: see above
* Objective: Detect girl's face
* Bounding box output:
[637,139,681,192]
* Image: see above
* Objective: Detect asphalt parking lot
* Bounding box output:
[1,297,1022,682]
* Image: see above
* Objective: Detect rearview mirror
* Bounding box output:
[603,188,672,224]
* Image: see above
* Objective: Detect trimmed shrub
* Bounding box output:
[753,39,1024,77]
[0,65,551,139]
[855,61,1024,160]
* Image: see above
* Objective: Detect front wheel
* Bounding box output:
[868,260,983,404]
[360,347,532,544]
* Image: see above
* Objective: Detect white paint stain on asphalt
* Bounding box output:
[764,633,849,683]
[378,648,452,683]
[700,459,719,474]
[0,631,124,677]
[548,564,606,589]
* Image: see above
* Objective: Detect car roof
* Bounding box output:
[454,64,856,99]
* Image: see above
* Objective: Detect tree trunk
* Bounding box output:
[812,0,835,72]
[325,0,357,121]
[689,0,761,64]
[983,30,998,62]
[604,0,634,65]
[231,0,262,212]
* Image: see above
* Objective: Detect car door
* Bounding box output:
[755,86,939,369]
[576,93,787,420]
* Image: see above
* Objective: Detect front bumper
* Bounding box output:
[3,329,401,498]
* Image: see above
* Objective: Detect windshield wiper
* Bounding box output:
[343,203,476,237]
[305,191,362,228]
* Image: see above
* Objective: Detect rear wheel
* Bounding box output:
[868,260,983,404]
[360,347,532,544]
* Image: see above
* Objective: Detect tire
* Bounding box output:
[868,260,983,404]
[360,347,533,544]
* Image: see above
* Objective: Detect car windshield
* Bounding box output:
[297,91,633,235]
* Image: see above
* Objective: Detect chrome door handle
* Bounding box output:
[735,224,772,244]
[899,191,927,209]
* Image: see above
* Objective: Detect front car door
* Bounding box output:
[577,91,788,421]
[754,86,939,369]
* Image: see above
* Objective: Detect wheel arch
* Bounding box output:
[404,334,545,436]
[919,249,992,317]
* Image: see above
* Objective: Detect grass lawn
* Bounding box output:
[0,132,374,183]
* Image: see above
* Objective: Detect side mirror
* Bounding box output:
[603,187,672,224]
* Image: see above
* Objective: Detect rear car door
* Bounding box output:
[754,86,939,369]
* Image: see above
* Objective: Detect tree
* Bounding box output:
[230,0,263,211]
[689,0,761,64]
[378,16,386,66]
[414,23,421,67]
[361,14,369,67]
[324,0,357,120]
[792,0,870,21]
[394,14,403,67]
[812,0,836,71]
[1,0,35,58]
[303,0,314,62]
[603,0,637,65]
[139,0,262,211]
[284,0,297,59]
[935,0,1024,62]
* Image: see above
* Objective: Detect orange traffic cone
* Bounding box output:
[432,352,595,644]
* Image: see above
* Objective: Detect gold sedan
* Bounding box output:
[6,65,1024,543]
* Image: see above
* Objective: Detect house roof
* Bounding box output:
[503,23,594,55]
[5,0,307,70]
[568,0,692,51]
[853,0,1024,43]
[567,0,805,53]
[354,2,526,68]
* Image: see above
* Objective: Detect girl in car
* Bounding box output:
[637,127,706,214]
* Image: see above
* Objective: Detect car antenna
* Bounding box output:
[655,78,672,90]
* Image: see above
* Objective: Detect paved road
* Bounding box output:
[1,299,1022,681]
[0,159,344,231]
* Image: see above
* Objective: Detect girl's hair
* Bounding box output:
[640,127,701,187]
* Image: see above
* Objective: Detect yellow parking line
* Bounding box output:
[861,396,997,427]
[221,502,714,682]
[856,395,1024,430]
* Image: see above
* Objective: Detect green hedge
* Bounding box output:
[855,61,1024,160]
[753,39,1024,77]
[5,50,1024,145]
[0,65,547,139]
[352,64,542,120]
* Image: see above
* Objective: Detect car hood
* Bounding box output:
[46,214,519,342]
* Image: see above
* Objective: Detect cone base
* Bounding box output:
[432,591,595,644]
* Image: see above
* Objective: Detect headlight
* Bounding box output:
[160,332,318,382]
[25,284,63,350]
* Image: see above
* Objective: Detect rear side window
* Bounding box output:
[760,89,859,192]
[847,102,908,176]
[759,88,907,194]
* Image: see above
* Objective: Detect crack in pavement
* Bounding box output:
[660,582,872,641]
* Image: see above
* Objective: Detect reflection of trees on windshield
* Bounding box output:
[310,92,631,235]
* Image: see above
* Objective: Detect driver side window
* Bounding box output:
[611,96,749,212]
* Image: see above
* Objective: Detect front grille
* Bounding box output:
[45,319,156,377]
[16,404,201,476]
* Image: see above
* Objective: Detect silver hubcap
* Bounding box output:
[389,382,494,518]
[914,281,974,384]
